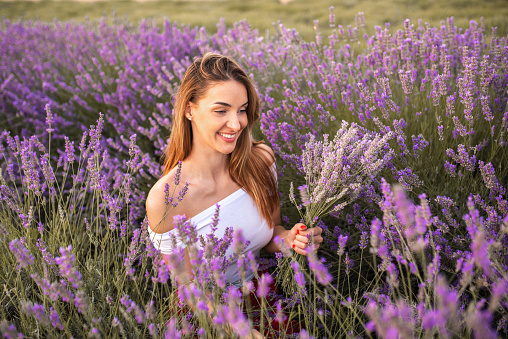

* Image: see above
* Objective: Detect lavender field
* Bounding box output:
[1,8,508,338]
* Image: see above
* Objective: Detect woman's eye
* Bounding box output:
[215,110,227,114]
[239,109,247,114]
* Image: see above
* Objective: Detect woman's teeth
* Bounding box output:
[219,132,235,139]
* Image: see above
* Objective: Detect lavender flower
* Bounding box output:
[0,320,24,339]
[55,245,83,289]
[9,238,34,268]
[148,323,158,337]
[45,104,54,133]
[217,290,253,337]
[232,229,246,255]
[74,290,89,314]
[163,183,172,206]
[343,252,353,275]
[257,273,273,298]
[298,329,316,339]
[359,231,368,250]
[298,184,310,207]
[478,161,505,196]
[307,247,332,285]
[291,260,306,289]
[337,234,348,256]
[275,300,286,323]
[21,301,50,327]
[63,136,75,165]
[89,328,101,339]
[174,160,182,186]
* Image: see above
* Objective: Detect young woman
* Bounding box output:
[145,53,323,336]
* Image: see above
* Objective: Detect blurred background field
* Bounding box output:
[1,0,508,41]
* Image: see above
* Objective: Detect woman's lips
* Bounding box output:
[217,132,237,143]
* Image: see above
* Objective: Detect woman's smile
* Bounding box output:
[217,132,237,142]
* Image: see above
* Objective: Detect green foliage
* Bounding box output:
[2,0,508,41]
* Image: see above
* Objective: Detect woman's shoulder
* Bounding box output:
[145,169,185,234]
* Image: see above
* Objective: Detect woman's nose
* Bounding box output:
[226,112,241,131]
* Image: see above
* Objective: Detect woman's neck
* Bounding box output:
[183,147,230,184]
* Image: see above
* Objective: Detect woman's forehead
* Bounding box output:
[198,81,248,105]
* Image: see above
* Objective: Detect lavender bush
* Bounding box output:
[1,8,508,338]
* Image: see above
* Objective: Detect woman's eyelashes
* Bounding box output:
[214,108,248,114]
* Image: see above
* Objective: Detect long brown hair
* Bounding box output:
[160,53,279,228]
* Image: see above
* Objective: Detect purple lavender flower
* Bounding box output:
[154,255,170,284]
[163,183,172,206]
[447,145,476,171]
[0,320,24,339]
[45,104,54,134]
[232,229,246,255]
[444,160,457,177]
[36,239,56,270]
[63,136,75,165]
[298,184,310,206]
[9,238,34,268]
[275,299,286,323]
[370,218,382,253]
[343,252,353,275]
[359,231,368,249]
[214,288,252,337]
[466,308,497,339]
[307,248,332,285]
[470,228,492,276]
[257,273,273,298]
[174,182,189,206]
[21,301,48,326]
[89,328,101,339]
[337,234,348,256]
[148,323,158,337]
[74,290,88,314]
[387,263,399,288]
[174,161,182,186]
[48,307,63,330]
[291,260,306,289]
[55,245,83,289]
[411,134,429,159]
[478,161,505,196]
[37,222,44,234]
[165,319,182,339]
[210,256,226,289]
[298,329,316,339]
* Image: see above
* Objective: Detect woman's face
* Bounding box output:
[186,80,249,155]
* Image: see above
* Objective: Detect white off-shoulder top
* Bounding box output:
[148,165,276,287]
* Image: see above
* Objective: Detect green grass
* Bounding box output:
[1,0,507,41]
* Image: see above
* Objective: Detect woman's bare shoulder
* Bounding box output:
[145,170,184,234]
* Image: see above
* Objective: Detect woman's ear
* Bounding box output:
[185,103,193,121]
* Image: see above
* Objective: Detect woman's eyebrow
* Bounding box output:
[212,101,248,107]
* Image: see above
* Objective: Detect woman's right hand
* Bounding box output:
[284,223,324,255]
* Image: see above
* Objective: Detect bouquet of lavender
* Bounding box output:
[276,121,394,293]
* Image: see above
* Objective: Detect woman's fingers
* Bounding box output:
[296,227,323,242]
[292,226,324,255]
[292,241,320,255]
[292,241,308,255]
